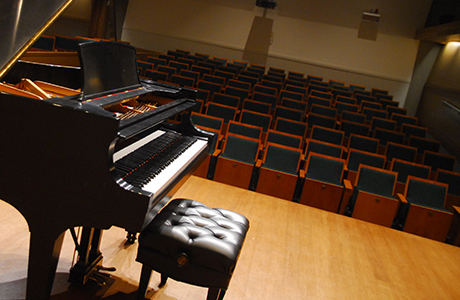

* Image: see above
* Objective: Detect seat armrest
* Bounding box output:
[212,149,222,157]
[397,193,408,204]
[343,179,353,191]
[255,159,263,168]
[299,169,306,178]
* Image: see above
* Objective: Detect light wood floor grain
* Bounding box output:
[1,176,460,300]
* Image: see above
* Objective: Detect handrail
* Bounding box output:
[442,100,460,115]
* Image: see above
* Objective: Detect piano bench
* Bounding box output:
[136,198,249,300]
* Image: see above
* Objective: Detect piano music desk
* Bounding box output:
[1,176,460,299]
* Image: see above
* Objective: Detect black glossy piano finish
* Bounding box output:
[0,33,213,300]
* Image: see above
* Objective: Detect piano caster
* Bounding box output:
[126,231,137,244]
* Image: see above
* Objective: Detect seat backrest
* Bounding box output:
[280,90,304,102]
[347,149,386,172]
[355,94,377,105]
[242,99,271,115]
[355,165,396,198]
[240,110,272,133]
[373,128,404,146]
[221,134,260,164]
[275,117,307,138]
[340,120,370,137]
[385,142,417,163]
[371,117,397,132]
[391,113,417,129]
[335,102,359,116]
[306,113,336,129]
[363,108,388,122]
[437,170,460,197]
[253,92,279,109]
[310,125,344,146]
[305,153,345,186]
[285,84,307,96]
[227,79,251,90]
[405,177,448,211]
[262,143,302,175]
[341,111,366,124]
[310,104,337,119]
[401,124,427,140]
[423,151,456,172]
[275,106,304,122]
[206,103,236,124]
[387,106,408,118]
[254,84,278,96]
[390,159,431,184]
[225,86,250,102]
[307,95,332,109]
[227,121,262,140]
[265,129,302,149]
[348,134,379,153]
[305,139,344,159]
[191,112,224,131]
[409,136,441,154]
[212,93,240,108]
[282,98,307,113]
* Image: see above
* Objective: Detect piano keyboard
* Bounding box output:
[114,130,207,195]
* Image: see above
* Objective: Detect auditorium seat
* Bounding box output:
[146,56,167,69]
[242,99,271,115]
[144,69,168,82]
[274,117,307,139]
[345,148,386,186]
[274,106,304,122]
[304,139,345,159]
[436,170,460,212]
[344,165,400,227]
[422,150,456,179]
[396,177,452,242]
[384,142,417,168]
[347,134,379,153]
[263,129,303,149]
[212,134,261,189]
[239,110,272,137]
[255,143,303,200]
[226,120,263,140]
[390,159,431,196]
[310,125,344,146]
[310,104,338,119]
[300,153,352,213]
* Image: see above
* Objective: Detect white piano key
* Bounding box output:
[141,138,208,195]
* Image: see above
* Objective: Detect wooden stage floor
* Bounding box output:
[1,176,460,300]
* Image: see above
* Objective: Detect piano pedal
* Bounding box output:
[97,265,117,273]
[88,272,107,286]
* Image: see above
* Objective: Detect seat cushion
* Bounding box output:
[137,198,249,288]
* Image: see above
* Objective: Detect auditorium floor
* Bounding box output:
[1,175,460,300]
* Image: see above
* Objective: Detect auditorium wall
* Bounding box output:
[121,0,432,107]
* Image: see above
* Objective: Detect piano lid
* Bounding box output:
[0,0,74,78]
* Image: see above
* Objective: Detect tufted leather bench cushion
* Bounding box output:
[136,198,249,298]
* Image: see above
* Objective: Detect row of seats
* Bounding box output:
[190,120,459,243]
[147,49,460,244]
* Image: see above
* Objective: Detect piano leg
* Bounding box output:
[26,229,65,300]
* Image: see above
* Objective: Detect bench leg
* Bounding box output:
[159,274,168,288]
[137,265,152,300]
[207,288,226,300]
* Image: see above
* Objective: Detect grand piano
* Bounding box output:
[0,1,214,300]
